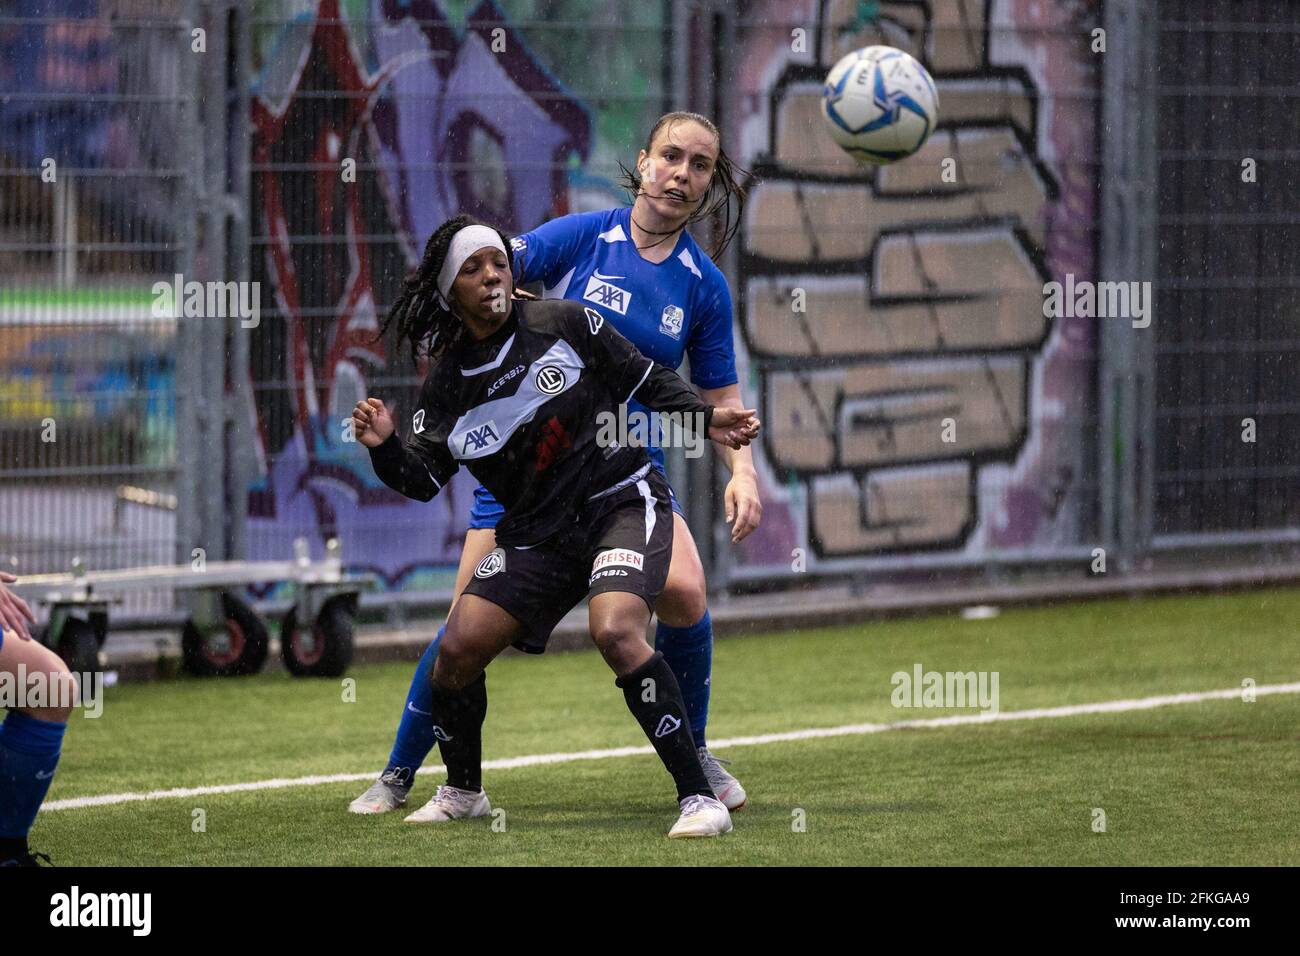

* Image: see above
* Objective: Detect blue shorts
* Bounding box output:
[469,458,684,530]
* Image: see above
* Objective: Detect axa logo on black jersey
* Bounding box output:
[583,273,631,315]
[460,421,501,455]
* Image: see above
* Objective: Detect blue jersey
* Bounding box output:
[511,206,737,393]
[468,207,738,527]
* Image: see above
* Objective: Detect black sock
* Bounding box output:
[427,672,487,792]
[616,652,714,802]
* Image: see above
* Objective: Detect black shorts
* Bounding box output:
[461,465,675,654]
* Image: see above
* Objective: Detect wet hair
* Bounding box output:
[379,214,514,364]
[618,110,750,260]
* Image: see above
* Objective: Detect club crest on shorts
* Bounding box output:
[474,548,506,579]
[535,364,567,394]
[659,304,684,340]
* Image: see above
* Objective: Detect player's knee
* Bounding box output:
[30,657,76,722]
[592,623,647,671]
[431,635,473,690]
[658,567,708,627]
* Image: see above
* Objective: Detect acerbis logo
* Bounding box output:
[431,725,452,741]
[412,409,426,434]
[582,274,631,315]
[487,364,526,397]
[535,365,567,394]
[584,307,604,334]
[653,715,681,738]
[474,548,505,579]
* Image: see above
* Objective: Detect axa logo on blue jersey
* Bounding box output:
[583,274,631,315]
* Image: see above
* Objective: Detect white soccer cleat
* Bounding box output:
[403,784,491,824]
[668,794,733,838]
[698,747,747,811]
[348,769,412,814]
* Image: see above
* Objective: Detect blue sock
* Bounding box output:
[656,610,713,747]
[0,711,67,840]
[384,625,444,779]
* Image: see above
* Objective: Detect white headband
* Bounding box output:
[436,225,508,306]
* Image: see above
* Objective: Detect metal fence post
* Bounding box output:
[1100,0,1158,573]
[175,0,203,568]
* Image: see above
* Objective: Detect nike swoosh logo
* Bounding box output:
[406,702,432,716]
[36,769,56,780]
[592,270,625,280]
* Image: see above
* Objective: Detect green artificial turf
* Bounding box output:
[28,588,1300,865]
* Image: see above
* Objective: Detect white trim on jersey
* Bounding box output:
[543,266,577,300]
[677,248,702,279]
[624,360,653,404]
[460,332,517,376]
[598,223,628,243]
[421,462,442,491]
[635,478,657,545]
[588,462,652,501]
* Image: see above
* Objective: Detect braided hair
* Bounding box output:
[618,111,751,260]
[379,214,515,365]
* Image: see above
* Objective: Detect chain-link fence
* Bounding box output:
[1152,1,1300,546]
[0,0,197,614]
[2,0,1298,629]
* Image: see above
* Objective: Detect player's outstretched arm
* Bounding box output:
[354,398,456,502]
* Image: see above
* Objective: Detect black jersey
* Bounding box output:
[368,298,715,547]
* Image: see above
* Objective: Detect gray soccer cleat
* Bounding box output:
[698,747,747,811]
[348,768,413,815]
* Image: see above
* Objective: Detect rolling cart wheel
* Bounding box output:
[181,591,269,677]
[56,619,102,698]
[280,595,355,678]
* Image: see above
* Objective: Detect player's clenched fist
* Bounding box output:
[709,407,761,451]
[352,398,396,449]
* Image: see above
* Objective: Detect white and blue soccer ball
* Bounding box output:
[820,46,939,165]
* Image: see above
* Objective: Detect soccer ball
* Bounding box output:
[820,46,939,165]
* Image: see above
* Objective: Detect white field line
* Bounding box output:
[42,681,1300,812]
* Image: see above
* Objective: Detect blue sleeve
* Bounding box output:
[687,276,739,390]
[511,212,596,288]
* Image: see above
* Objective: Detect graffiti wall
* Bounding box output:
[732,0,1102,573]
[246,0,1103,586]
[247,0,633,585]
